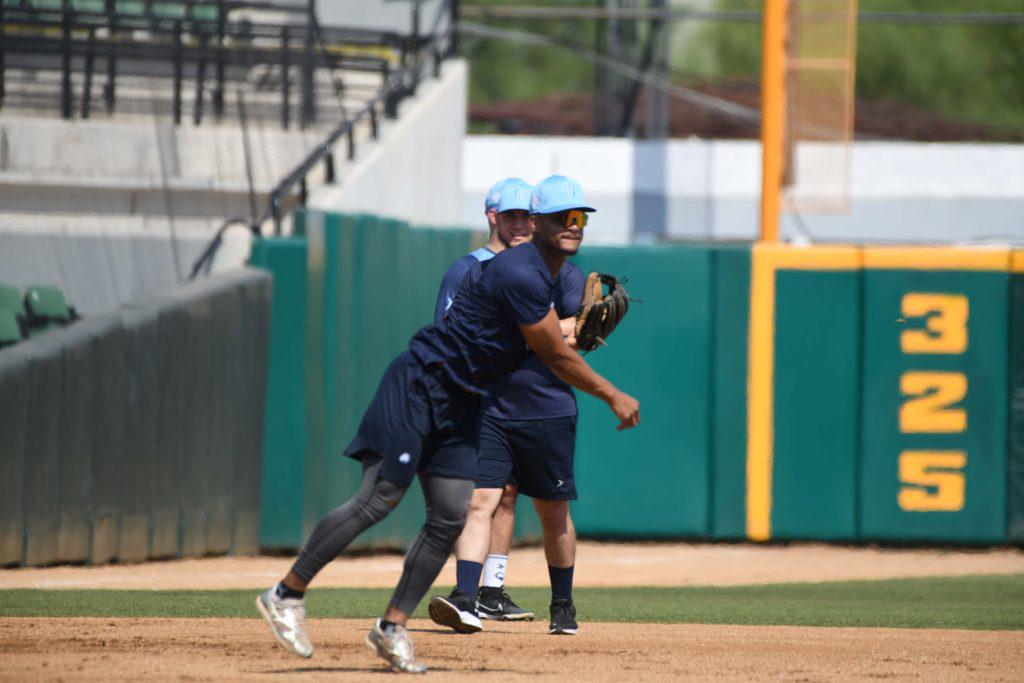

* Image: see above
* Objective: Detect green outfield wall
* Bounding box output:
[0,269,270,566]
[1008,251,1024,543]
[253,212,1021,549]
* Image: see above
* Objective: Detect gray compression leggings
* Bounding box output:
[291,454,474,615]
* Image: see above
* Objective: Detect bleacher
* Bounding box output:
[0,283,77,348]
[0,0,406,127]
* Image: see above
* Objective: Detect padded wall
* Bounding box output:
[0,268,272,565]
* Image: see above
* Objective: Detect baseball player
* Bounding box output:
[433,177,531,321]
[256,173,641,673]
[430,175,590,637]
[432,177,538,623]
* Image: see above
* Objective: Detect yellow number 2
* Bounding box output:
[900,293,968,354]
[898,451,966,511]
[899,371,967,433]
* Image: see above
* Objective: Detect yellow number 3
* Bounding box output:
[900,293,968,354]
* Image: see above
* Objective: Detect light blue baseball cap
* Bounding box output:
[485,177,524,212]
[529,175,596,215]
[496,178,533,213]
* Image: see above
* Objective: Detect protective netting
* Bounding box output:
[783,0,858,213]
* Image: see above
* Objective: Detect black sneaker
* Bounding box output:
[476,586,536,621]
[548,598,578,635]
[428,589,483,634]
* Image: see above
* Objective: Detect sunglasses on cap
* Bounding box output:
[552,209,588,229]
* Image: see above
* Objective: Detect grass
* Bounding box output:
[1,574,1022,631]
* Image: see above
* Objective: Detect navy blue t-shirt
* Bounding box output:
[410,242,556,397]
[433,247,496,323]
[484,261,584,420]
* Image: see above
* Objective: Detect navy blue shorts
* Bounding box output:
[476,413,578,501]
[343,351,481,487]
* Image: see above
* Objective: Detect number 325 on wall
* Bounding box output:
[897,293,968,512]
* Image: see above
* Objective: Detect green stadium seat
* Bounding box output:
[24,285,72,331]
[115,0,145,15]
[0,310,22,348]
[0,284,26,319]
[152,2,186,19]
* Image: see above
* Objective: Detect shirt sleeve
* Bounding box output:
[556,263,586,318]
[494,261,554,326]
[433,258,471,322]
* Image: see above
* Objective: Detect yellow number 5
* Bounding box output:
[899,372,967,433]
[898,451,966,511]
[900,293,968,354]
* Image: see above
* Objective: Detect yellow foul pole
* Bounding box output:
[759,0,787,243]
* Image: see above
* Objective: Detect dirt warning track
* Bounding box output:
[2,542,1022,590]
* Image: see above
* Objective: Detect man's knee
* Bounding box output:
[534,499,570,527]
[496,485,518,514]
[360,477,405,524]
[425,478,475,542]
[467,487,504,520]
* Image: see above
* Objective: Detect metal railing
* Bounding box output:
[0,0,404,126]
[189,3,457,278]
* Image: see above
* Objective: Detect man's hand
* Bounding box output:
[520,309,639,430]
[608,389,640,431]
[557,316,578,349]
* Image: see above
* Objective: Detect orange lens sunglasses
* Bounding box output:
[558,210,588,229]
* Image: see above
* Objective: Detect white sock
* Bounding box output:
[482,554,508,588]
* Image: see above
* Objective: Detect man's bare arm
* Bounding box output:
[520,309,639,430]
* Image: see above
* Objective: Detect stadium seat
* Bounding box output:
[0,284,25,319]
[24,285,74,334]
[0,310,22,348]
[0,284,29,340]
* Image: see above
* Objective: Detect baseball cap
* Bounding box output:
[496,179,533,213]
[529,175,596,215]
[484,177,525,212]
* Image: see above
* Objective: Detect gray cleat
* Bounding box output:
[256,586,313,658]
[365,619,428,674]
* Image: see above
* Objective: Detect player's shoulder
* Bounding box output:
[442,253,478,283]
[561,259,584,279]
[492,242,542,269]
[469,246,496,263]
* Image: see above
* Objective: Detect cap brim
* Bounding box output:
[531,202,597,215]
[498,204,532,214]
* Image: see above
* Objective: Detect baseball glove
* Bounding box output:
[574,272,630,352]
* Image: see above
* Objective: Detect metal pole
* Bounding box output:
[194,34,208,125]
[81,28,95,119]
[213,0,226,118]
[301,0,316,128]
[281,26,291,129]
[173,20,183,125]
[409,0,422,96]
[238,89,259,225]
[759,0,787,243]
[103,0,117,112]
[644,0,669,138]
[61,0,73,119]
[593,0,607,135]
[325,151,335,183]
[449,0,460,57]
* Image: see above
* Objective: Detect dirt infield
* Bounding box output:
[2,618,1022,680]
[3,543,1023,680]
[3,541,1022,589]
